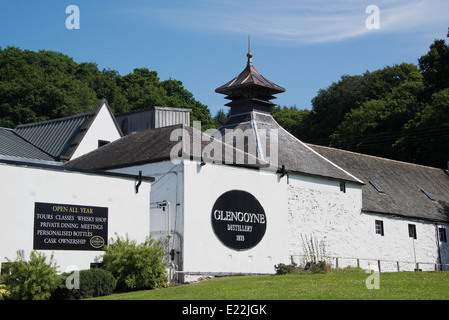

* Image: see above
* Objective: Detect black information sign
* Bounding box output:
[33,202,108,251]
[211,190,266,251]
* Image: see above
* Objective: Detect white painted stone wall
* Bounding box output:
[110,156,449,276]
[287,173,449,271]
[287,174,362,265]
[355,212,449,271]
[0,162,151,273]
[113,160,291,279]
[182,161,290,275]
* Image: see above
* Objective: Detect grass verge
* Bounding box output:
[88,268,449,300]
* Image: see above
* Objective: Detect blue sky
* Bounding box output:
[1,0,448,116]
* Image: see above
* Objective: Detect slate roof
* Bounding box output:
[0,127,55,161]
[63,108,449,224]
[15,113,90,160]
[211,111,363,184]
[14,100,119,161]
[309,144,449,223]
[63,124,266,171]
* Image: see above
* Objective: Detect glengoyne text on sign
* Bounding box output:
[211,190,266,251]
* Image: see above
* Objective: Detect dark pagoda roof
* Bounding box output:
[212,47,362,184]
[215,52,285,95]
[215,50,286,114]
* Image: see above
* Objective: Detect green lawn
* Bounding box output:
[89,269,449,300]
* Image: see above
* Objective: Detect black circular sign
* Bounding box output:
[211,190,267,251]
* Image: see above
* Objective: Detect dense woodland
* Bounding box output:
[0,39,448,168]
[271,39,449,169]
[0,47,213,130]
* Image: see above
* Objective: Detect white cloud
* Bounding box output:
[135,0,449,43]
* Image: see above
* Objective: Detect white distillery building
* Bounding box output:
[62,50,449,282]
[1,50,448,282]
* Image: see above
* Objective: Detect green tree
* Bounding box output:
[0,47,98,127]
[298,40,448,167]
[330,73,425,158]
[0,48,214,130]
[213,108,229,128]
[272,106,311,139]
[115,69,214,129]
[395,88,449,167]
[88,68,130,114]
[418,39,449,95]
[308,74,369,144]
[161,78,214,129]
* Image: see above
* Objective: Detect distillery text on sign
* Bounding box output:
[211,190,267,251]
[33,202,108,251]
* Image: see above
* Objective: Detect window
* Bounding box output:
[98,140,110,148]
[340,182,346,193]
[439,228,447,243]
[408,224,417,239]
[90,262,103,269]
[369,181,384,193]
[375,220,384,236]
[421,189,435,201]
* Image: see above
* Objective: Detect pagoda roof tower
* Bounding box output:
[215,45,285,115]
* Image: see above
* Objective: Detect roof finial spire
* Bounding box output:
[247,35,253,64]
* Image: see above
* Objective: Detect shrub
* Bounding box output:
[0,284,11,300]
[101,234,168,292]
[0,250,61,300]
[301,234,326,266]
[275,262,298,275]
[304,261,331,274]
[52,268,116,300]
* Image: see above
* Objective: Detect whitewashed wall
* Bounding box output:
[110,157,449,277]
[287,173,449,271]
[110,161,184,269]
[287,174,362,264]
[0,162,151,273]
[182,161,290,275]
[355,212,449,271]
[112,160,290,278]
[71,103,122,160]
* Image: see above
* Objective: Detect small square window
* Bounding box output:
[98,140,110,148]
[1,262,11,275]
[90,262,103,269]
[375,220,384,236]
[408,224,417,239]
[439,228,447,243]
